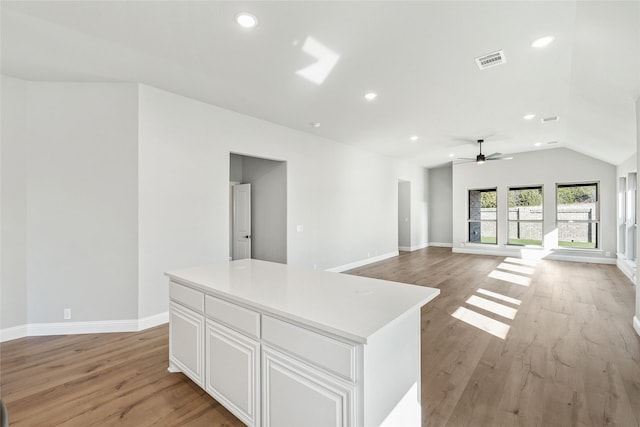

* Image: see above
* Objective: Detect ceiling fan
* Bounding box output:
[457,139,513,164]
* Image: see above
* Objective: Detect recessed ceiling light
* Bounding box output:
[235,12,258,28]
[448,153,455,158]
[523,114,536,120]
[364,92,377,101]
[410,135,419,142]
[534,142,543,147]
[531,36,555,48]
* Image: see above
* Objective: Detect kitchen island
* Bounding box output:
[166,259,439,427]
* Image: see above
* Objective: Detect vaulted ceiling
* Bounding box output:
[2,1,639,168]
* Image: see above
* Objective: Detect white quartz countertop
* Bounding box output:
[165,259,439,344]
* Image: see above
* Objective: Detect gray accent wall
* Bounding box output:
[398,181,411,248]
[428,166,453,245]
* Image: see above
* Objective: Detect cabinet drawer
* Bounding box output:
[170,281,204,313]
[262,315,356,381]
[205,295,260,339]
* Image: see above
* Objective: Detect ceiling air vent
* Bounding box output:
[475,50,506,70]
[541,116,560,123]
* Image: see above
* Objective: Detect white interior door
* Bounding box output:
[233,183,252,260]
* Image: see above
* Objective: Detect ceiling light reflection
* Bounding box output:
[531,36,555,48]
[235,12,258,28]
[296,36,340,85]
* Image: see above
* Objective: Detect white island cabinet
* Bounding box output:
[166,259,439,427]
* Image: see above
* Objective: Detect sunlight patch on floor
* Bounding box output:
[477,288,522,306]
[497,262,535,275]
[452,307,510,339]
[488,270,531,287]
[504,257,540,267]
[465,295,518,320]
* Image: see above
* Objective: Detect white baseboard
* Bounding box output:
[429,242,453,248]
[0,324,28,342]
[452,247,616,265]
[398,243,428,252]
[27,319,139,337]
[138,311,169,330]
[326,251,399,273]
[545,253,616,265]
[452,247,513,258]
[616,259,636,284]
[0,312,169,343]
[634,316,640,338]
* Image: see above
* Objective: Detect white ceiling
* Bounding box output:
[2,1,639,168]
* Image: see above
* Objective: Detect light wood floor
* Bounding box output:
[2,248,639,426]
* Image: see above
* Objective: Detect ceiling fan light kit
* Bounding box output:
[457,139,513,164]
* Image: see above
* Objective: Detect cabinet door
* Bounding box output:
[169,302,204,386]
[206,320,260,427]
[262,346,355,427]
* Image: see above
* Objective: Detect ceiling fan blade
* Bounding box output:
[485,152,502,159]
[457,157,476,160]
[487,156,514,161]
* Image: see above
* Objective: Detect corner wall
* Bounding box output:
[1,76,28,333]
[26,82,140,324]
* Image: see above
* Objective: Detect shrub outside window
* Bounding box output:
[556,183,599,249]
[468,188,497,244]
[508,186,543,246]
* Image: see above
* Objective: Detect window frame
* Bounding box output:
[467,187,498,245]
[507,185,544,247]
[556,182,600,249]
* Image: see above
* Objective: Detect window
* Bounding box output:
[556,183,599,249]
[508,186,543,246]
[626,173,636,261]
[468,188,497,244]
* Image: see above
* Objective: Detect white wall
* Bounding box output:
[428,166,453,246]
[452,148,617,262]
[137,84,421,318]
[1,75,28,330]
[26,83,140,323]
[2,78,427,330]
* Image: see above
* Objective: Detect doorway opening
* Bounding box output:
[229,153,287,264]
[398,180,411,251]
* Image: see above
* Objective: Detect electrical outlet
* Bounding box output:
[64,308,71,320]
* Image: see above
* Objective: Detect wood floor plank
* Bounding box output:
[1,247,638,426]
